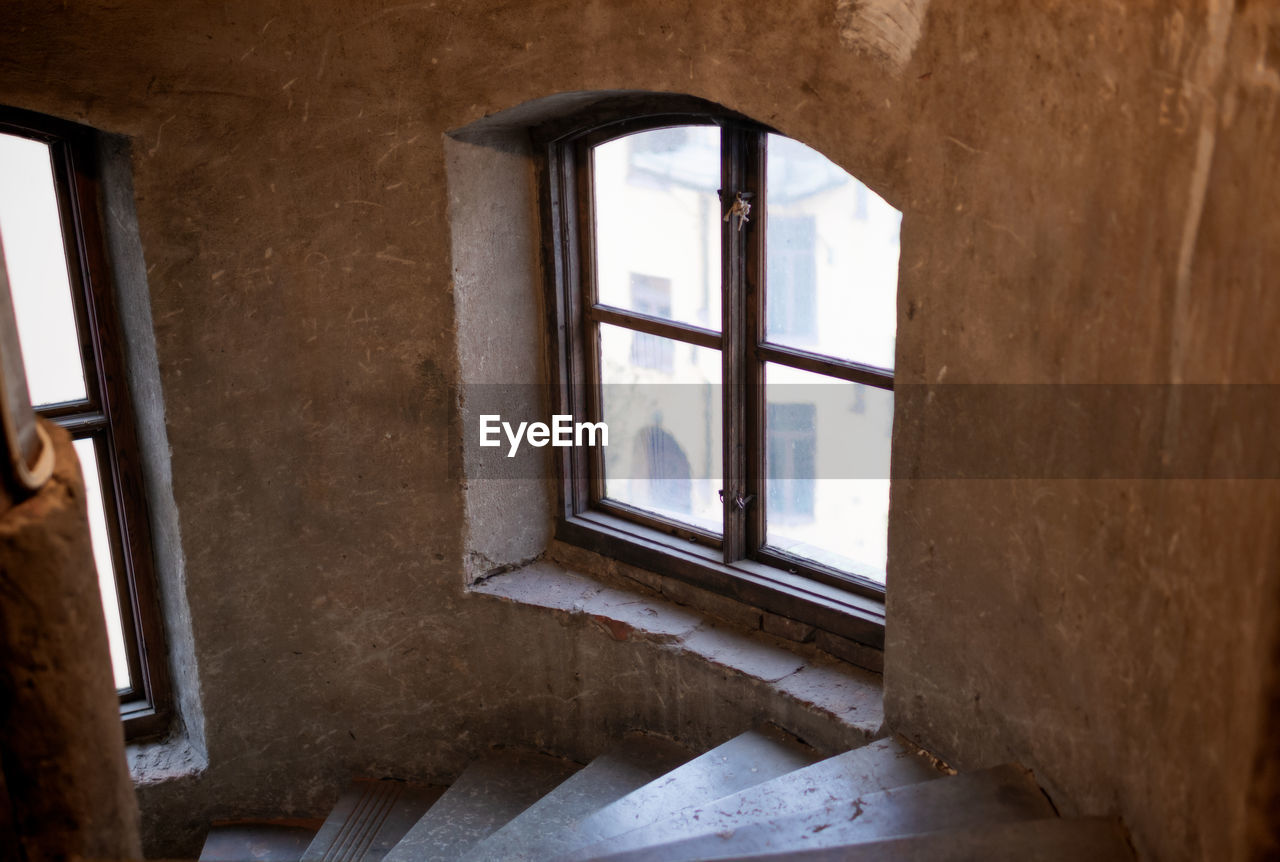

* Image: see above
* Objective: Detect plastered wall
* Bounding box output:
[885,5,1280,861]
[1,2,1277,859]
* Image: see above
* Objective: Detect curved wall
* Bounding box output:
[1,3,1277,859]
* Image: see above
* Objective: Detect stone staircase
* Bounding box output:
[198,728,1134,861]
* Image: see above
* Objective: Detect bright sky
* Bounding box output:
[0,132,87,407]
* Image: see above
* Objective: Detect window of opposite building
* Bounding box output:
[0,107,170,738]
[540,105,901,645]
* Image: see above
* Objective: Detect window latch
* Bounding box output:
[718,489,756,510]
[721,191,753,231]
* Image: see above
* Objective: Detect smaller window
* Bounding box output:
[0,107,170,738]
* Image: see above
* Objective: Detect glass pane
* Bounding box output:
[0,132,88,406]
[764,363,892,582]
[599,322,722,532]
[765,134,900,370]
[593,126,721,331]
[72,437,131,691]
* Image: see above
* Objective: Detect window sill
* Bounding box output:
[555,509,886,652]
[470,558,885,741]
[127,733,208,787]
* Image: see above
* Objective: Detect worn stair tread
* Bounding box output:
[383,751,579,862]
[200,821,322,862]
[717,816,1135,861]
[301,779,445,862]
[583,763,1057,862]
[558,735,940,861]
[555,725,819,857]
[458,733,693,862]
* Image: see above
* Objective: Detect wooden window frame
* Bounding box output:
[535,100,891,650]
[0,107,171,739]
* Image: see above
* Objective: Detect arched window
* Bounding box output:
[539,99,899,644]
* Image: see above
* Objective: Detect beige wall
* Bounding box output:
[1,1,1276,859]
[886,5,1280,860]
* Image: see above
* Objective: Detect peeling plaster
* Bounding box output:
[835,0,930,71]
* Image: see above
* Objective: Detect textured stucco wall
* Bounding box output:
[885,5,1280,861]
[0,2,1276,860]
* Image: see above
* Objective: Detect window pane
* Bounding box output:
[765,134,900,371]
[72,437,131,691]
[764,363,892,582]
[593,126,721,331]
[599,322,722,533]
[0,132,88,406]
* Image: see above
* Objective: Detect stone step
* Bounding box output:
[555,725,819,857]
[200,821,321,862]
[581,763,1057,862]
[301,779,444,862]
[458,733,692,862]
[558,735,939,861]
[712,816,1135,861]
[383,751,579,862]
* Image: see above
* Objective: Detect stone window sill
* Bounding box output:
[470,558,886,742]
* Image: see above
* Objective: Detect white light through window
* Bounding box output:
[72,438,131,690]
[0,133,88,406]
[1,130,131,691]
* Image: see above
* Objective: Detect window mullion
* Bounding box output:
[743,131,766,559]
[39,409,108,435]
[755,342,894,389]
[587,304,722,350]
[720,126,756,563]
[572,140,606,511]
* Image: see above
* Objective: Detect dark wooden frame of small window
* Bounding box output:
[535,99,891,650]
[0,107,171,739]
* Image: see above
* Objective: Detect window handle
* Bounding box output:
[718,489,756,510]
[720,190,753,231]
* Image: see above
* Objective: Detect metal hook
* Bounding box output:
[718,489,756,510]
